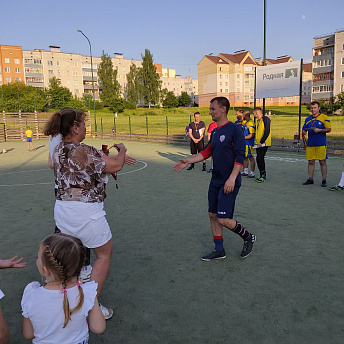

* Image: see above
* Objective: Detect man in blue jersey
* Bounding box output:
[302,101,331,187]
[174,97,256,261]
[242,111,256,177]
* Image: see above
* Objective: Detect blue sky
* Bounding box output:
[1,0,343,78]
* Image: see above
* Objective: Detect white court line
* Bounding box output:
[0,160,148,187]
[0,168,50,176]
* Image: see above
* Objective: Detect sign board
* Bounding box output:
[256,61,301,99]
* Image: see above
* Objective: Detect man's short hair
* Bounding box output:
[210,97,230,114]
[253,107,262,112]
[236,109,244,114]
[243,110,251,119]
[310,101,320,107]
[194,112,200,116]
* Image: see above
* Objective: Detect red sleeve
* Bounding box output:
[200,142,212,160]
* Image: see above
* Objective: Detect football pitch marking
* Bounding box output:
[0,160,148,187]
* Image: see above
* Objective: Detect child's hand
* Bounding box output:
[0,256,27,269]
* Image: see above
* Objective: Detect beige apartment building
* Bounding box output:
[1,45,197,104]
[198,51,312,107]
[312,29,344,100]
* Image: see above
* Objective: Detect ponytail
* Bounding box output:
[43,108,86,138]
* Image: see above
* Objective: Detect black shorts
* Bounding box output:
[190,140,204,155]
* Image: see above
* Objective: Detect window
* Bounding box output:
[74,89,79,94]
[342,58,344,65]
[72,62,78,67]
[5,67,10,73]
[123,67,125,71]
[237,74,241,78]
[220,89,222,93]
[74,80,79,85]
[14,59,20,64]
[219,82,223,86]
[4,58,9,63]
[16,77,21,82]
[15,68,20,73]
[66,70,70,75]
[225,89,228,92]
[219,74,222,79]
[72,71,78,76]
[57,70,61,75]
[34,59,42,64]
[219,67,222,71]
[47,61,53,66]
[66,62,70,67]
[341,85,344,92]
[25,58,33,64]
[56,61,60,66]
[342,71,344,78]
[48,70,54,75]
[67,80,71,85]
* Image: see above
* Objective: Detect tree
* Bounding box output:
[139,49,161,108]
[47,77,72,109]
[335,91,344,111]
[163,91,178,108]
[97,51,122,112]
[125,63,141,108]
[178,91,192,107]
[0,82,47,112]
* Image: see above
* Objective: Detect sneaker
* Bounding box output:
[79,265,92,283]
[248,172,255,178]
[99,304,113,320]
[201,250,226,261]
[303,178,314,185]
[254,177,266,183]
[241,172,248,176]
[187,165,194,170]
[329,184,344,191]
[241,234,256,258]
[321,179,327,187]
[207,168,213,173]
[202,166,206,172]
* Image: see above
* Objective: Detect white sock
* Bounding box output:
[338,172,344,187]
[244,168,248,174]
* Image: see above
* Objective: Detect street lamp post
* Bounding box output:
[77,30,97,133]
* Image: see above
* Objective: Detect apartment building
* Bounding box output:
[0,45,25,85]
[198,51,312,107]
[312,29,344,100]
[1,45,197,104]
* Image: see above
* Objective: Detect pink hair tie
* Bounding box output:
[60,288,67,294]
[77,281,82,287]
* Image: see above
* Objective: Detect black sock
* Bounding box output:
[230,221,250,240]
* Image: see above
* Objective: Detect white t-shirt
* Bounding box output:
[21,281,97,344]
[49,134,63,158]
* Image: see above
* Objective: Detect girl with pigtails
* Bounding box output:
[21,233,105,343]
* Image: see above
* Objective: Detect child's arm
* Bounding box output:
[22,317,34,339]
[87,297,106,334]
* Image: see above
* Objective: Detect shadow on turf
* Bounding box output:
[156,151,187,162]
[34,145,45,151]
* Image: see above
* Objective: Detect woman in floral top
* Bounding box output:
[44,108,135,319]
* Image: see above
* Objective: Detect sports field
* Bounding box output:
[0,139,343,344]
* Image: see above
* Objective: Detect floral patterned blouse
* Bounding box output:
[52,142,107,203]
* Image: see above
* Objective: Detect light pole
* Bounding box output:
[77,30,97,133]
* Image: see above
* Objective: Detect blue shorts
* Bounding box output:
[27,137,32,142]
[208,182,240,219]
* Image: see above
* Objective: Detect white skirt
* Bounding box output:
[54,200,112,248]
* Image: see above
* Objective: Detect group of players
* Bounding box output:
[177,98,342,262]
[186,106,271,183]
